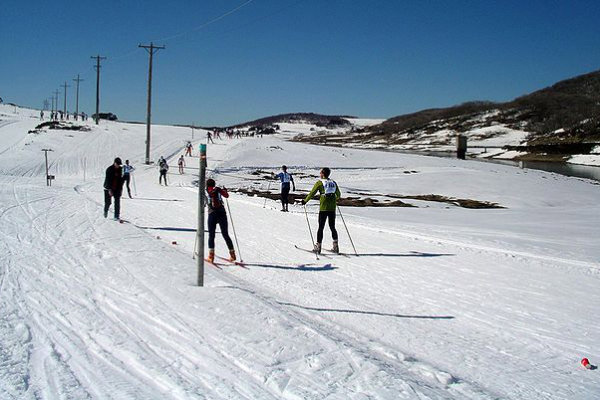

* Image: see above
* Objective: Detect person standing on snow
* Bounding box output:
[301,167,341,254]
[103,157,125,220]
[122,160,135,198]
[185,141,192,156]
[178,155,185,174]
[274,165,295,212]
[158,156,169,186]
[205,178,236,263]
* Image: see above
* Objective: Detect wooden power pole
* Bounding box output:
[138,42,165,165]
[61,81,70,115]
[54,89,60,117]
[73,74,84,118]
[91,55,106,124]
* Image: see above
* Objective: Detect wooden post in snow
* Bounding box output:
[457,134,467,160]
[197,144,207,286]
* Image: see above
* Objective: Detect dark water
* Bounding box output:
[483,159,600,182]
[406,150,600,182]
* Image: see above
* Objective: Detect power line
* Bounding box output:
[153,0,254,43]
[104,0,254,65]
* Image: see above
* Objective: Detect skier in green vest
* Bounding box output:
[301,167,341,254]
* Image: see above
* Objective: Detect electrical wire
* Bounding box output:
[153,0,254,43]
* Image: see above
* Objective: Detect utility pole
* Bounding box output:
[50,96,55,114]
[54,89,60,118]
[73,74,84,119]
[42,149,54,186]
[138,42,165,164]
[62,81,70,115]
[43,99,49,111]
[91,55,106,124]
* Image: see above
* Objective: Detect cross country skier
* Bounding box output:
[275,165,295,212]
[103,157,125,220]
[301,167,341,254]
[122,160,135,198]
[205,178,236,263]
[158,156,169,185]
[178,155,185,174]
[185,141,192,156]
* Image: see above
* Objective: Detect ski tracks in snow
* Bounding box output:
[71,171,495,397]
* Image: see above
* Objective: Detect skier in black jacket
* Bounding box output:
[103,157,125,220]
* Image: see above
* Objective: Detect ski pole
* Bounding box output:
[225,197,243,262]
[263,181,271,208]
[132,172,137,196]
[193,232,198,259]
[303,204,319,260]
[337,205,358,255]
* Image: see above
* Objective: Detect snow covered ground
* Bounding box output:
[1,105,599,399]
[568,145,600,166]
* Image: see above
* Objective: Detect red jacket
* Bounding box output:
[207,186,229,213]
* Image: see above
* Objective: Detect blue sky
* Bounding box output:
[1,0,599,126]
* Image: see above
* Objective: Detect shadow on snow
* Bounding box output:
[241,262,336,272]
[278,302,455,319]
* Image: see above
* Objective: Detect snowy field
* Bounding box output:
[1,105,599,399]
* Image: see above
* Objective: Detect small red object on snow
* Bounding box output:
[171,241,177,245]
[156,235,161,240]
[581,358,591,369]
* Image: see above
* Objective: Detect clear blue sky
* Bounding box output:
[1,0,599,126]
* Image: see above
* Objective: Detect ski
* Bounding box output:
[204,258,224,270]
[294,245,331,258]
[322,249,352,257]
[215,255,249,269]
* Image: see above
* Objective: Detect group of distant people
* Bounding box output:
[206,128,265,143]
[41,110,87,121]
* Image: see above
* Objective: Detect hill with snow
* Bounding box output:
[1,104,599,399]
[292,70,600,165]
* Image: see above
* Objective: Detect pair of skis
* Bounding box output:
[204,254,248,270]
[294,245,352,258]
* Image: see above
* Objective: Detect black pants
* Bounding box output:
[317,211,338,243]
[104,189,121,218]
[208,210,234,250]
[159,170,168,185]
[281,184,290,209]
[123,174,131,197]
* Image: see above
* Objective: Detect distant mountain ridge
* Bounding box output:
[287,69,600,162]
[366,69,600,145]
[229,112,356,129]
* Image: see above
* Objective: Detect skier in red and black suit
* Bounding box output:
[206,178,236,263]
[103,157,125,220]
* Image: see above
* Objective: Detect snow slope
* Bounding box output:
[1,107,599,399]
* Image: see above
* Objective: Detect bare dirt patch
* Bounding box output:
[28,121,91,134]
[231,188,502,209]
